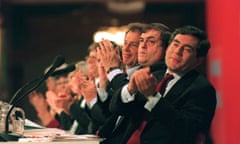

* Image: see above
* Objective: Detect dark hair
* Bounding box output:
[142,23,172,50]
[126,22,146,34]
[169,25,211,57]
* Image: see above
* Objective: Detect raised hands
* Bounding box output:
[97,39,122,72]
[128,67,158,97]
[29,91,55,126]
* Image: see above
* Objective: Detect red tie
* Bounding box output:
[127,73,174,144]
[156,73,174,95]
[127,121,148,144]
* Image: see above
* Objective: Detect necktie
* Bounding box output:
[156,73,174,95]
[127,73,174,144]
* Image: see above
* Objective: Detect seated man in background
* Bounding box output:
[80,23,146,135]
[64,60,92,134]
[29,63,76,130]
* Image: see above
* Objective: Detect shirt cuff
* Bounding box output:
[144,92,162,112]
[121,84,135,103]
[107,68,123,82]
[97,87,108,102]
[87,97,97,109]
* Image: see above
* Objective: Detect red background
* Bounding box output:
[207,0,240,143]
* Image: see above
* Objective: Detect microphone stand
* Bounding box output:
[0,55,65,141]
[9,54,64,106]
[9,77,42,105]
[0,76,45,141]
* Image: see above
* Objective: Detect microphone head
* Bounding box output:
[52,55,65,68]
[51,63,76,77]
[43,55,65,79]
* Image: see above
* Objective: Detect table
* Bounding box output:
[2,141,99,144]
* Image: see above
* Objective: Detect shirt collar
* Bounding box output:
[126,65,141,78]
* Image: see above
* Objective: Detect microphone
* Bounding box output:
[9,55,65,105]
[0,55,65,142]
[43,55,65,79]
[51,63,75,77]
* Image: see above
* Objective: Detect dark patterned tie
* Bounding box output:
[127,73,174,144]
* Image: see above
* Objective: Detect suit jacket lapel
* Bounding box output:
[164,70,199,104]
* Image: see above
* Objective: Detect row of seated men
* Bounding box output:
[29,22,216,144]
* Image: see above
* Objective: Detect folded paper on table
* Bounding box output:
[21,119,104,143]
[24,119,45,129]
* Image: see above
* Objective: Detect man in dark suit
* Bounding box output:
[100,25,217,144]
[97,23,172,143]
[81,23,146,133]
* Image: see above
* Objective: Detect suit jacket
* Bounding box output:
[57,97,91,134]
[109,61,167,113]
[89,64,144,132]
[99,70,216,144]
[86,89,114,133]
[98,61,166,143]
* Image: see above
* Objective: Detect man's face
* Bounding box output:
[86,50,98,78]
[55,76,69,94]
[46,77,56,91]
[165,34,200,74]
[54,76,74,105]
[121,31,140,68]
[138,29,164,67]
[68,71,87,94]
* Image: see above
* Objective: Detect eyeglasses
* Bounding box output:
[139,37,161,47]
